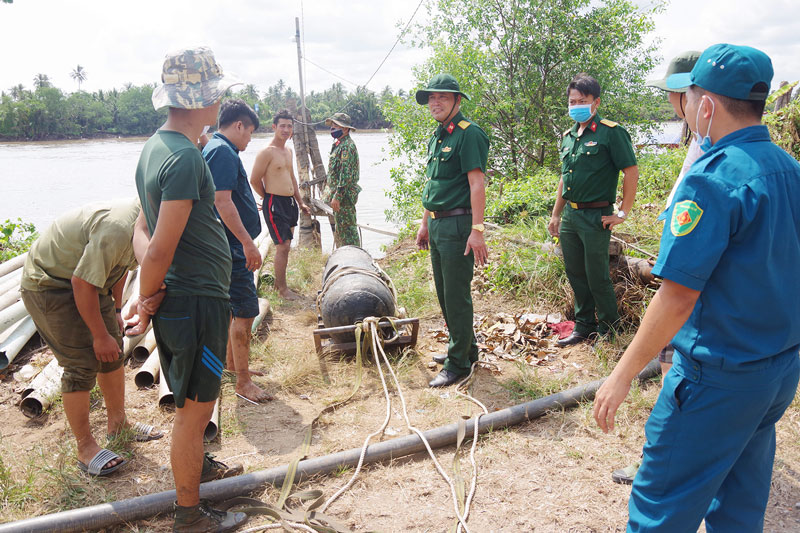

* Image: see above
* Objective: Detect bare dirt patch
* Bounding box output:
[1,242,798,532]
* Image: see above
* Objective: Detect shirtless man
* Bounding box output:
[250,109,310,300]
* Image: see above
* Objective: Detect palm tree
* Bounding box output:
[70,65,87,91]
[33,74,51,90]
[9,84,26,101]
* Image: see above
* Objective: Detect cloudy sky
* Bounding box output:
[1,0,798,96]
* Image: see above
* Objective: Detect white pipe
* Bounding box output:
[0,301,28,337]
[134,347,160,388]
[0,265,22,288]
[0,316,37,370]
[0,289,20,313]
[121,268,139,306]
[131,329,157,363]
[251,298,271,335]
[20,358,63,418]
[158,368,174,407]
[253,238,272,287]
[122,325,149,360]
[0,252,27,278]
[204,398,220,442]
[0,272,21,296]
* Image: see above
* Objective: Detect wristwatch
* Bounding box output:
[616,211,626,219]
[471,223,485,233]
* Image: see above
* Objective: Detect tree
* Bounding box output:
[70,65,87,91]
[9,84,27,101]
[33,74,51,90]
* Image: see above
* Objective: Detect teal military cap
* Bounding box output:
[415,74,471,105]
[666,43,773,101]
[646,50,702,93]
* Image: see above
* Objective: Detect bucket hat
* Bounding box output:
[325,112,355,130]
[151,47,242,110]
[415,74,471,105]
[646,51,702,93]
[666,43,773,101]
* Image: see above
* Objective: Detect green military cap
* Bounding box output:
[667,43,773,101]
[646,50,702,93]
[415,74,471,105]
[151,47,242,110]
[325,112,356,130]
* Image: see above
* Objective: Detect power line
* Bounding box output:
[295,0,426,126]
[303,57,359,88]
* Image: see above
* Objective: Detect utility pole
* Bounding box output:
[294,16,320,248]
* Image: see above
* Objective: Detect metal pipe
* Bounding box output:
[0,252,27,278]
[251,298,271,335]
[132,329,157,363]
[0,288,21,313]
[0,265,22,289]
[0,272,21,296]
[0,360,660,532]
[0,301,28,337]
[134,347,160,388]
[158,370,174,407]
[0,316,37,370]
[204,398,220,442]
[19,358,64,418]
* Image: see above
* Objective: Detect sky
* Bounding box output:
[1,0,798,97]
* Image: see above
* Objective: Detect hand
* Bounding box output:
[125,298,152,337]
[548,215,561,237]
[416,225,429,250]
[602,214,625,230]
[330,198,340,213]
[300,202,311,216]
[243,240,263,272]
[465,230,488,266]
[93,333,121,363]
[593,373,632,433]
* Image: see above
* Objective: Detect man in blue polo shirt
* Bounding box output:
[593,43,800,531]
[203,98,271,403]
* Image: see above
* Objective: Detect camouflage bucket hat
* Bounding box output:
[325,112,355,130]
[151,47,242,110]
[646,50,702,93]
[415,73,471,105]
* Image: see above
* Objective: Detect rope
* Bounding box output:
[316,263,399,318]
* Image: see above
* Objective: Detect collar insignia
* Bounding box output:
[446,122,455,134]
[590,122,597,132]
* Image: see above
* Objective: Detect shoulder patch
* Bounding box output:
[600,119,618,128]
[670,200,704,237]
[458,120,471,130]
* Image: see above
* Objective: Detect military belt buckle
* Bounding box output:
[430,212,436,219]
[569,201,578,209]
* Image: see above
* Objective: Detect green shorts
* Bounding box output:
[20,288,124,393]
[152,295,230,408]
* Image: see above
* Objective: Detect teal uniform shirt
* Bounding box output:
[560,114,637,203]
[423,111,489,211]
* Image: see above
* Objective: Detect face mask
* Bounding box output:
[331,128,344,139]
[568,103,594,123]
[693,96,715,152]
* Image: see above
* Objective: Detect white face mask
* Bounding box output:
[693,96,715,152]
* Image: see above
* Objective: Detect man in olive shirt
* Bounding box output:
[20,199,162,476]
[129,47,246,533]
[415,74,489,388]
[549,74,638,346]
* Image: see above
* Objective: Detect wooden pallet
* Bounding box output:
[312,318,419,355]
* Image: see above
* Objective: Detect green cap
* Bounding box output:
[151,47,242,110]
[415,74,471,105]
[667,43,773,101]
[646,50,702,93]
[325,112,355,130]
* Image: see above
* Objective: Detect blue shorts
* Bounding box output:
[229,241,259,318]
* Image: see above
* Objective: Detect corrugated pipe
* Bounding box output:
[0,360,660,533]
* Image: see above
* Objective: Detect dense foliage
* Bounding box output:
[765,93,800,160]
[0,219,37,262]
[0,79,395,141]
[382,0,665,223]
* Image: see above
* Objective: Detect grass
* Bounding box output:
[501,362,576,402]
[257,246,328,310]
[382,248,439,318]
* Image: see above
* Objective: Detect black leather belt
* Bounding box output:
[567,201,610,209]
[430,208,472,219]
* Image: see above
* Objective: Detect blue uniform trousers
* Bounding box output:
[628,353,800,532]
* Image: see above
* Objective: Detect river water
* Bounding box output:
[0,131,400,258]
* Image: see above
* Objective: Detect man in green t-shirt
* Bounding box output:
[415,74,490,388]
[128,47,247,533]
[20,199,162,477]
[548,74,638,345]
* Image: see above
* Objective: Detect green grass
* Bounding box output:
[383,248,439,318]
[501,362,575,402]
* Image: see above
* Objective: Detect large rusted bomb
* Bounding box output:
[319,246,395,343]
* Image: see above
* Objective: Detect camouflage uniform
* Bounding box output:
[326,134,361,247]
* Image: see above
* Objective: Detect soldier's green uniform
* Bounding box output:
[421,101,489,375]
[326,133,361,247]
[559,114,636,336]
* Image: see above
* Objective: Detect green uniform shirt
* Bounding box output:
[21,199,139,294]
[422,111,489,211]
[135,130,232,299]
[325,134,361,204]
[560,114,637,204]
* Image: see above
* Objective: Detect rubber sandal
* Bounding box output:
[77,448,127,476]
[108,421,164,442]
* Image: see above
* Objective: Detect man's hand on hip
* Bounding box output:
[602,214,625,230]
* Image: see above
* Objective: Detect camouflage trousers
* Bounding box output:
[334,201,360,247]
